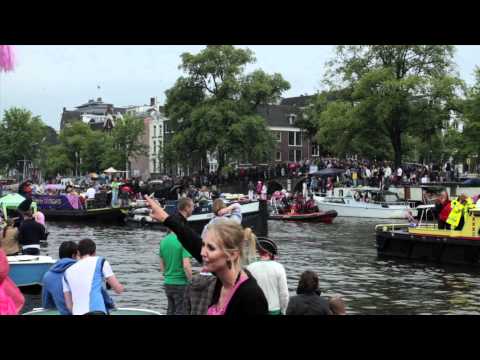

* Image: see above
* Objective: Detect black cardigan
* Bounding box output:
[163,216,268,316]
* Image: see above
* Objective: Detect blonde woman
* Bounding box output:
[144,195,267,316]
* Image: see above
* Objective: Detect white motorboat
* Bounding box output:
[8,255,56,287]
[314,187,417,219]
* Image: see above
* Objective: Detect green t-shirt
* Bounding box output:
[159,233,192,285]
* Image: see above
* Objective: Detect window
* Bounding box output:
[153,141,156,154]
[289,149,295,162]
[153,125,156,137]
[289,132,295,146]
[288,114,297,125]
[276,151,282,161]
[288,131,302,146]
[295,132,302,146]
[153,159,157,173]
[289,149,302,162]
[312,144,320,157]
[296,149,302,162]
[273,131,281,142]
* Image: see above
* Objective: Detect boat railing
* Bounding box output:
[375,223,411,232]
[375,222,438,233]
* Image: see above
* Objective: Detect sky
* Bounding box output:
[1,45,479,130]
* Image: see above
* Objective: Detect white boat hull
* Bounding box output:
[314,197,416,219]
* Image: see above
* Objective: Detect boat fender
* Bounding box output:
[140,216,148,226]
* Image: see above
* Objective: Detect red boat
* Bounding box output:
[269,210,338,224]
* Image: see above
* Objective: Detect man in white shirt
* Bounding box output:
[63,239,124,315]
[86,186,96,199]
[247,238,289,315]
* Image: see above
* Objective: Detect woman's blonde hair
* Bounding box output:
[212,199,226,215]
[242,227,257,266]
[207,220,256,268]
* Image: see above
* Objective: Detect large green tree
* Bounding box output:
[0,107,49,174]
[164,45,290,174]
[319,45,463,167]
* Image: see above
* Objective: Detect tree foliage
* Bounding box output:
[317,45,463,167]
[164,45,290,173]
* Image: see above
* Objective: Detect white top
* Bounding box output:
[86,187,96,199]
[63,256,114,315]
[397,168,403,177]
[247,260,289,314]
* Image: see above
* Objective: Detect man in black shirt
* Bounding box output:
[18,210,47,255]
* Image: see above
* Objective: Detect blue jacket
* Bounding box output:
[42,258,115,315]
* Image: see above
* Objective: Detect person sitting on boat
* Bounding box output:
[63,239,124,315]
[286,270,331,315]
[201,199,242,238]
[446,194,474,231]
[247,237,289,315]
[17,204,47,256]
[85,186,96,208]
[42,241,115,315]
[291,195,304,214]
[305,195,319,213]
[0,219,20,256]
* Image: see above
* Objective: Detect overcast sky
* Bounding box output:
[1,45,479,130]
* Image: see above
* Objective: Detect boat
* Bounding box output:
[32,194,127,222]
[375,205,480,266]
[8,255,56,287]
[23,307,162,315]
[269,210,338,223]
[125,199,269,237]
[314,187,417,219]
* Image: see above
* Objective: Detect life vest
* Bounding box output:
[439,200,452,222]
[446,197,474,228]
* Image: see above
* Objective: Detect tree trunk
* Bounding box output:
[391,126,402,170]
[217,149,225,179]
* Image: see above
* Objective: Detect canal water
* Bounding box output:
[23,218,480,315]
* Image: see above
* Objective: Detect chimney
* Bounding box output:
[97,97,102,102]
[63,107,66,112]
[150,97,156,106]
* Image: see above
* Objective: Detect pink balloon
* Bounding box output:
[0,45,15,72]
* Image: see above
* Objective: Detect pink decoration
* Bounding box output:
[0,45,15,73]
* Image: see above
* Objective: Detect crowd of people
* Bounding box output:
[149,195,346,316]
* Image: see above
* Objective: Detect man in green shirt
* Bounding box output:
[159,233,192,315]
[110,177,121,207]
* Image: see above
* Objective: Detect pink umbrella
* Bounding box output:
[0,45,15,72]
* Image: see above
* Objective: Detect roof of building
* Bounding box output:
[280,95,315,107]
[256,105,302,128]
[60,110,82,129]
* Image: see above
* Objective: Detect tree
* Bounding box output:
[321,45,462,167]
[41,144,72,179]
[108,114,147,173]
[58,121,95,176]
[164,45,290,175]
[0,107,49,174]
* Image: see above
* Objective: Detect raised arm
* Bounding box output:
[144,195,203,263]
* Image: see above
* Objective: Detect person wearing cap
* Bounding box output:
[246,237,289,315]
